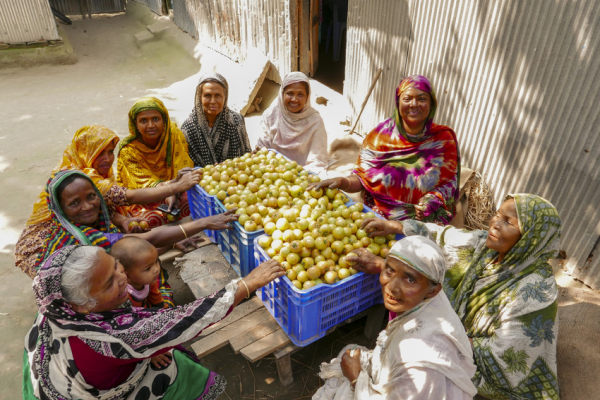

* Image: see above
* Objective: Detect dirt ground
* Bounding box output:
[1,6,598,400]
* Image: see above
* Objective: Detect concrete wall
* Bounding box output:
[344,0,600,288]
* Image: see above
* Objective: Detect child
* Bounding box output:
[111,236,169,309]
[256,71,329,174]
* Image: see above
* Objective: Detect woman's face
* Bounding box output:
[283,82,308,113]
[135,110,164,148]
[59,178,101,226]
[201,82,225,118]
[486,198,522,260]
[91,141,116,178]
[398,87,431,131]
[86,251,129,313]
[380,257,440,314]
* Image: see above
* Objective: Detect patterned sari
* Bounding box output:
[353,75,459,224]
[23,245,235,400]
[403,194,561,399]
[117,97,194,228]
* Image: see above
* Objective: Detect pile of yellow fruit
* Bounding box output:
[199,149,397,290]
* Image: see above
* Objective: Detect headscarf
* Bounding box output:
[257,72,328,171]
[33,170,119,272]
[388,235,447,284]
[447,193,561,333]
[353,75,460,224]
[27,125,119,226]
[181,73,252,167]
[25,244,238,400]
[117,97,193,188]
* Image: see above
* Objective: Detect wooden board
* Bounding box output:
[199,296,264,338]
[229,316,282,353]
[191,308,272,358]
[309,0,319,75]
[298,0,311,75]
[240,329,292,362]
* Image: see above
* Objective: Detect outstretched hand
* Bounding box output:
[173,235,208,252]
[361,218,403,237]
[175,167,194,182]
[306,177,344,191]
[176,170,201,192]
[346,248,385,275]
[244,259,286,292]
[203,208,239,230]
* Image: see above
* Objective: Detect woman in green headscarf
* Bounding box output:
[117,97,195,228]
[348,194,561,399]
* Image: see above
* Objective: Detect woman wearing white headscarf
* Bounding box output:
[313,236,477,400]
[256,72,329,174]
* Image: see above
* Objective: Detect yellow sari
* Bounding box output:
[117,97,193,189]
[26,125,119,225]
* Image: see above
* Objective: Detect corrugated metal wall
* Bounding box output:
[49,0,126,15]
[0,0,60,44]
[172,0,296,82]
[345,0,600,289]
[134,0,165,15]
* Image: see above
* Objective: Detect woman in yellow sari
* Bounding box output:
[117,97,195,228]
[15,125,200,278]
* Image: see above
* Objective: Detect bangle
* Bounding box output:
[166,182,174,195]
[350,378,358,389]
[179,224,188,239]
[342,177,350,191]
[240,279,250,299]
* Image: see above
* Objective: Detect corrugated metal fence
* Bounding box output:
[172,0,295,82]
[49,0,126,15]
[344,0,600,288]
[0,0,60,44]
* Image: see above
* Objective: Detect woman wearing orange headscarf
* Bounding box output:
[15,125,200,278]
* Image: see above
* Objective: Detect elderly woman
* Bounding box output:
[31,169,238,306]
[256,72,328,174]
[15,125,200,279]
[310,75,459,224]
[23,244,285,399]
[117,97,196,227]
[349,194,561,400]
[314,236,477,399]
[181,73,252,167]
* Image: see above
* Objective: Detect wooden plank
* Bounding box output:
[199,296,264,338]
[191,308,272,358]
[309,0,319,75]
[298,0,310,74]
[186,262,240,299]
[159,249,183,263]
[273,342,299,359]
[276,353,294,387]
[240,329,292,362]
[229,317,282,353]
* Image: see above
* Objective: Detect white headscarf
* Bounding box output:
[387,235,447,284]
[256,72,328,172]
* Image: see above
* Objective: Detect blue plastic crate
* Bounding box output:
[254,237,383,347]
[214,201,264,277]
[187,185,219,243]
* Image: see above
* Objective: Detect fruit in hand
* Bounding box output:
[128,221,139,230]
[139,221,149,230]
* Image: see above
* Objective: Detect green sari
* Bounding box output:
[403,194,561,399]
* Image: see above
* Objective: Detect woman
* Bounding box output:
[15,125,200,279]
[256,72,328,174]
[23,244,285,399]
[117,97,196,227]
[310,75,459,224]
[314,236,477,399]
[181,73,252,167]
[350,194,561,400]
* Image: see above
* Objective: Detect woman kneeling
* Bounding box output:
[314,236,477,400]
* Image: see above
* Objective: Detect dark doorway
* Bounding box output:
[313,0,348,93]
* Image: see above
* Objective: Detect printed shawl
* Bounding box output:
[117,97,193,189]
[181,73,252,167]
[403,194,561,399]
[27,125,119,226]
[256,72,328,173]
[353,75,459,224]
[33,170,120,272]
[315,237,476,400]
[24,245,237,400]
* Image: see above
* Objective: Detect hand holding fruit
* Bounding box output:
[203,209,239,230]
[307,177,345,191]
[123,217,150,233]
[175,169,202,192]
[175,167,194,182]
[361,218,403,237]
[244,258,286,292]
[346,248,385,275]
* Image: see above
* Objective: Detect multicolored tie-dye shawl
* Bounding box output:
[33,170,120,272]
[353,75,460,224]
[403,194,561,399]
[24,245,237,399]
